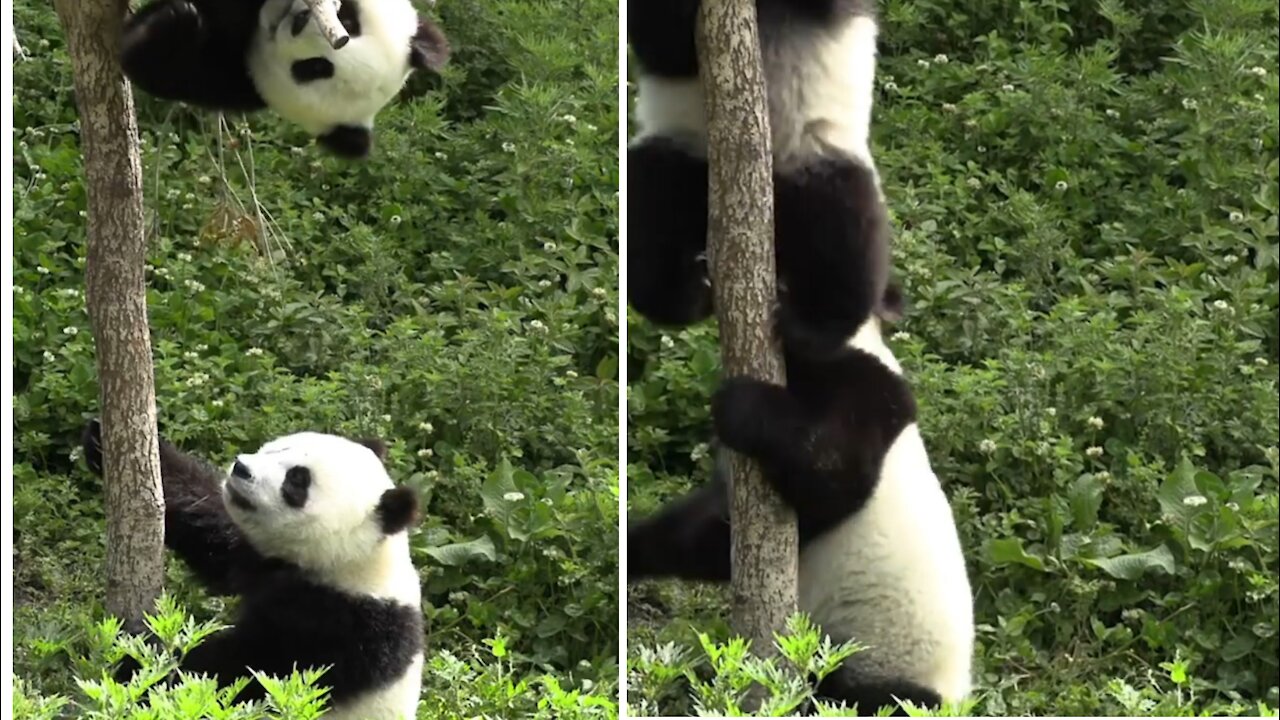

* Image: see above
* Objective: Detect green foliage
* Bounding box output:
[12,0,617,714]
[628,0,1279,715]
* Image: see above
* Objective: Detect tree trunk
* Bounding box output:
[53,0,165,631]
[697,0,798,665]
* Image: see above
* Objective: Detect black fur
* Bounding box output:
[817,668,943,716]
[291,57,336,83]
[281,466,312,508]
[317,125,373,158]
[377,486,421,535]
[628,136,894,351]
[81,420,423,705]
[410,19,451,72]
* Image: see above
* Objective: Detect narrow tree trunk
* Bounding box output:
[696,0,798,665]
[53,0,164,631]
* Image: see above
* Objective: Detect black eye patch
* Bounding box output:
[281,466,312,508]
[291,57,335,84]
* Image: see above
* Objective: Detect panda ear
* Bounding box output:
[354,437,388,461]
[409,18,450,72]
[877,281,906,323]
[377,486,420,534]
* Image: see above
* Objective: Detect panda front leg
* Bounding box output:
[772,156,890,357]
[120,0,266,112]
[628,475,730,582]
[82,419,268,596]
[627,136,714,327]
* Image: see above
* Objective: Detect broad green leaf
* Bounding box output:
[1069,474,1106,530]
[1084,545,1176,580]
[424,536,497,566]
[987,538,1046,571]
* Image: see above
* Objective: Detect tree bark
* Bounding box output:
[54,0,165,631]
[697,0,798,665]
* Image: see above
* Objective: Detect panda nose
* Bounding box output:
[290,8,311,37]
[231,460,252,479]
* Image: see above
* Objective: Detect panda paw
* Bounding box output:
[81,418,105,477]
[125,0,203,46]
[711,377,781,456]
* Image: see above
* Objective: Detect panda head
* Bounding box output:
[223,431,420,571]
[248,0,450,159]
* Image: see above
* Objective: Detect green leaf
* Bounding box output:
[1083,545,1176,580]
[1069,474,1106,530]
[595,355,617,380]
[987,538,1046,571]
[1157,457,1204,528]
[424,536,497,566]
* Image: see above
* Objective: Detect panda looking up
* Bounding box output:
[628,296,976,714]
[628,0,889,355]
[120,0,450,158]
[83,421,425,720]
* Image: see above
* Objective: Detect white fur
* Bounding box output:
[633,15,880,175]
[248,0,419,135]
[223,432,423,718]
[796,323,974,704]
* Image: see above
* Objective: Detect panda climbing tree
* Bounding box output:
[697,0,799,676]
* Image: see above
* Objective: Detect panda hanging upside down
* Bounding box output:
[120,0,450,158]
[82,420,425,720]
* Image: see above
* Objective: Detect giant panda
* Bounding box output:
[120,0,450,158]
[628,0,890,355]
[627,299,976,714]
[82,420,425,720]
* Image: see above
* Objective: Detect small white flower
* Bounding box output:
[434,151,448,160]
[1255,357,1268,367]
[934,54,949,64]
[502,491,525,502]
[196,344,209,352]
[591,287,607,298]
[1086,446,1104,458]
[979,439,997,454]
[585,123,599,132]
[884,81,898,92]
[562,114,578,124]
[1228,211,1244,224]
[1226,501,1240,512]
[198,175,212,185]
[502,141,516,153]
[660,335,675,349]
[1105,108,1120,118]
[966,177,982,189]
[417,448,433,458]
[543,241,557,252]
[246,347,265,356]
[419,421,435,432]
[311,211,325,222]
[1046,407,1057,417]
[13,286,23,294]
[1182,97,1198,110]
[1212,299,1230,311]
[380,414,392,423]
[1248,66,1267,77]
[43,350,56,362]
[184,279,206,292]
[917,59,931,68]
[977,145,987,153]
[1001,83,1015,92]
[941,102,957,113]
[1054,180,1069,192]
[1095,470,1112,482]
[36,266,50,275]
[1182,494,1208,507]
[177,252,193,262]
[529,319,547,332]
[183,351,198,360]
[1088,416,1105,429]
[390,215,403,226]
[891,331,911,342]
[1224,254,1239,264]
[538,279,552,289]
[63,326,78,336]
[292,146,306,156]
[566,370,578,378]
[186,372,209,387]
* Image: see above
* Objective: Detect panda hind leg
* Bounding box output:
[815,667,943,717]
[628,473,730,583]
[120,0,265,111]
[627,137,713,328]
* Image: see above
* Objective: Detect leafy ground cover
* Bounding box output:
[627,0,1279,715]
[11,0,619,716]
